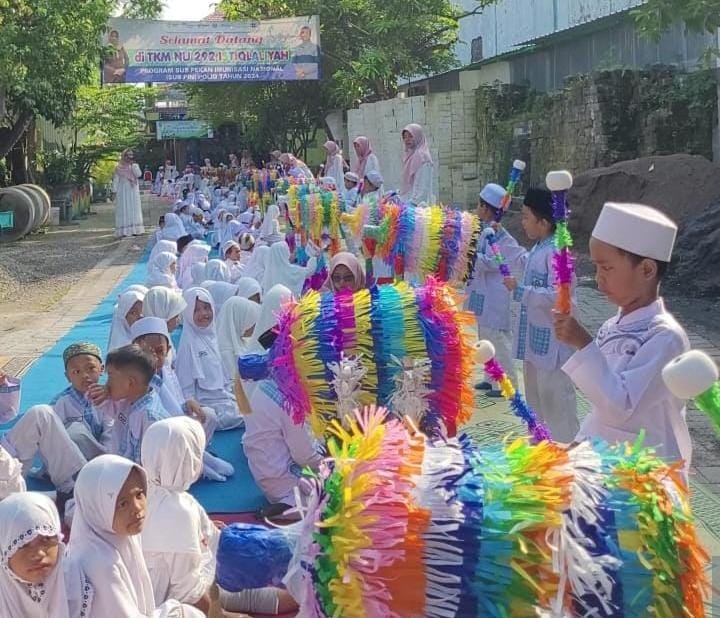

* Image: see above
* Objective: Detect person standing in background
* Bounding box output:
[112,149,144,237]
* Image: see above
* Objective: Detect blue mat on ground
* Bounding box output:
[5,243,266,513]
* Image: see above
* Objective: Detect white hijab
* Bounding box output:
[217,297,260,381]
[161,213,186,241]
[65,455,155,617]
[204,259,231,283]
[149,240,176,264]
[141,418,207,555]
[236,277,262,302]
[145,252,178,289]
[176,288,226,391]
[246,284,292,355]
[177,242,210,290]
[201,280,238,311]
[261,241,308,296]
[142,287,187,323]
[108,289,145,351]
[0,493,68,618]
[258,203,280,239]
[190,262,206,286]
[243,244,270,281]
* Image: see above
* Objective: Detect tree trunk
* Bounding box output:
[0,109,34,159]
[322,116,335,142]
[9,137,29,184]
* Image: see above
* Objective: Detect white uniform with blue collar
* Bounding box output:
[512,236,579,441]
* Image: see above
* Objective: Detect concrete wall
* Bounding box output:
[347,92,480,206]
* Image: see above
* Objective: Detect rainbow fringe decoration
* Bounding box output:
[475,340,552,443]
[286,184,342,255]
[280,407,710,618]
[342,195,481,285]
[266,278,476,439]
[546,171,575,314]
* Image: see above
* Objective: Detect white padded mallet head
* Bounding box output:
[545,170,573,192]
[662,350,719,400]
[513,160,526,172]
[474,340,496,364]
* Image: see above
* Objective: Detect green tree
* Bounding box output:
[631,0,720,40]
[0,0,162,158]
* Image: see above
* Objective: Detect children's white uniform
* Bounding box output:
[51,386,114,459]
[466,227,525,385]
[243,379,322,505]
[563,298,692,469]
[512,236,579,442]
[0,443,26,500]
[0,405,86,492]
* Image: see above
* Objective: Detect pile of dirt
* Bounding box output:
[567,154,720,242]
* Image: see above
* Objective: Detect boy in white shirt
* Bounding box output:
[554,202,692,472]
[466,183,525,396]
[504,188,579,442]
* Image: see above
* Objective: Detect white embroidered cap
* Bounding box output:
[592,202,677,262]
[130,316,170,344]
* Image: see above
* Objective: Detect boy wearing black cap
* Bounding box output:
[504,188,579,441]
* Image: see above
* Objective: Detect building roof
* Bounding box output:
[203,6,225,21]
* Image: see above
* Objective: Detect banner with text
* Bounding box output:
[104,16,320,84]
[156,120,213,140]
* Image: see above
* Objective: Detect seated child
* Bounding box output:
[261,241,317,298]
[223,240,244,283]
[503,188,579,442]
[258,204,283,246]
[88,345,169,463]
[205,259,231,283]
[65,455,204,618]
[131,317,233,482]
[235,277,262,304]
[108,288,145,351]
[152,215,166,246]
[238,232,255,263]
[176,288,243,431]
[51,342,113,460]
[141,417,297,616]
[465,183,525,396]
[145,252,179,290]
[0,493,69,616]
[217,297,260,383]
[554,202,692,473]
[241,284,322,517]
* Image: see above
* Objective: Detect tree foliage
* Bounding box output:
[631,0,720,40]
[0,0,162,157]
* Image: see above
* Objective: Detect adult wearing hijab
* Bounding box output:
[323,140,345,190]
[352,136,380,181]
[279,153,314,180]
[112,148,144,237]
[399,123,435,206]
[321,252,366,293]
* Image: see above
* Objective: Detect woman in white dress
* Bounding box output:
[112,149,145,237]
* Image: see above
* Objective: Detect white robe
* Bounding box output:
[0,493,69,618]
[113,163,144,237]
[65,455,204,618]
[399,160,434,206]
[141,418,218,606]
[564,298,692,470]
[324,153,345,190]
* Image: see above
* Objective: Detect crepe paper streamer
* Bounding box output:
[341,196,482,286]
[215,407,710,617]
[263,278,476,440]
[475,340,552,442]
[497,159,526,220]
[286,183,343,255]
[662,349,720,436]
[546,170,575,315]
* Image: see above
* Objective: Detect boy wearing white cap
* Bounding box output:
[466,183,525,395]
[554,203,692,471]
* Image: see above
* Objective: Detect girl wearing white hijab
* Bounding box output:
[176,242,210,290]
[146,252,179,290]
[217,297,260,382]
[176,288,242,430]
[204,259,231,283]
[261,241,316,298]
[160,213,186,241]
[190,262,206,287]
[222,240,244,283]
[201,280,238,312]
[236,277,262,303]
[108,289,145,351]
[241,285,321,513]
[141,418,294,615]
[148,239,176,265]
[258,203,283,245]
[0,493,68,618]
[65,455,204,618]
[242,244,270,282]
[143,287,186,335]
